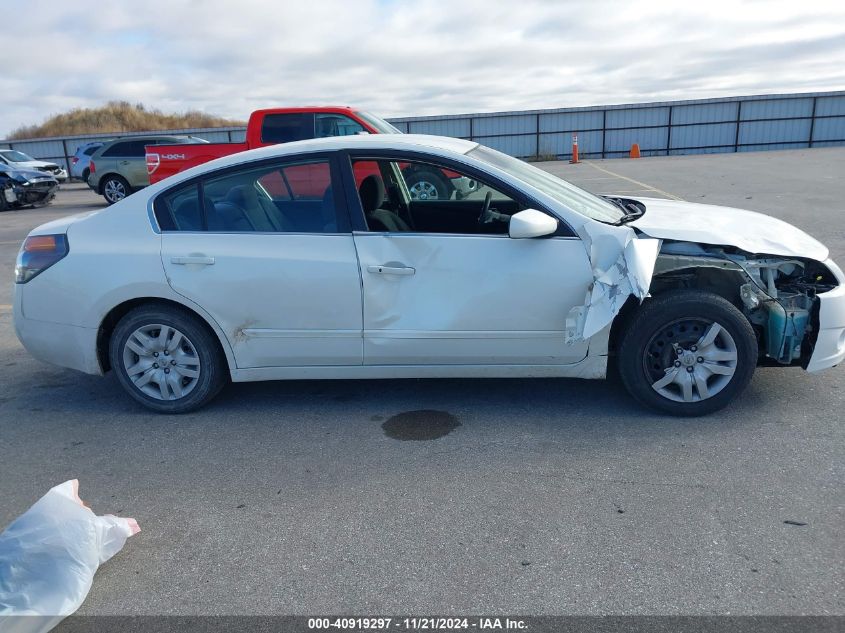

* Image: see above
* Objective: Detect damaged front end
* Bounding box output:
[652,242,839,368]
[1,173,58,208]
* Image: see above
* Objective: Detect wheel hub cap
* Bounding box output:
[122,324,200,401]
[409,181,439,200]
[645,318,738,403]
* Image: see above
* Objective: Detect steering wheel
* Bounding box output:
[477,190,493,224]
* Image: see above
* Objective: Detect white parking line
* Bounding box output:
[584,160,684,201]
[0,304,11,312]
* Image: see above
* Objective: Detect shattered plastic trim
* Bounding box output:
[565,222,660,343]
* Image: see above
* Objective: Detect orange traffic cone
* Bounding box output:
[629,143,641,158]
[569,134,580,164]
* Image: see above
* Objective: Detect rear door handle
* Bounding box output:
[367,264,415,276]
[171,256,215,265]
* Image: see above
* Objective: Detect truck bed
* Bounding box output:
[146,141,249,184]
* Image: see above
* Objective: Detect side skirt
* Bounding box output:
[230,356,608,383]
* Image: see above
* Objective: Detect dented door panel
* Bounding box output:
[353,233,593,365]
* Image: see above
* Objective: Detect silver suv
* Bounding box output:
[70,142,104,181]
[87,135,207,204]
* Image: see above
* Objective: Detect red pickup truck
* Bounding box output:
[146,106,478,201]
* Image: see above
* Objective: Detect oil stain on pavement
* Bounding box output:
[382,410,460,441]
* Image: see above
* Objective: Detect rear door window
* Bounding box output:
[154,157,344,234]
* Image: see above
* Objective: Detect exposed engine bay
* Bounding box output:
[652,241,839,367]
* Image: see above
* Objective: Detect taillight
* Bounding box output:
[146,152,160,175]
[89,160,96,174]
[15,234,69,283]
[71,157,79,165]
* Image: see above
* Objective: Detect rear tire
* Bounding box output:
[102,175,130,205]
[109,304,228,413]
[82,167,90,181]
[618,290,757,416]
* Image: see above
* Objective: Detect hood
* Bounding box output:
[11,159,59,170]
[629,197,828,261]
[5,168,56,182]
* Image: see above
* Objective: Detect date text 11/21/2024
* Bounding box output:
[307,617,527,630]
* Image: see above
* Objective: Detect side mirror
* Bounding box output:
[508,209,558,239]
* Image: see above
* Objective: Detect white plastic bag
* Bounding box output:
[0,480,139,633]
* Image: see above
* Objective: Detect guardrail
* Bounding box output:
[1,91,843,174]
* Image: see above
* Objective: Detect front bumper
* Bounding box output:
[13,285,103,375]
[806,258,845,372]
[4,181,57,207]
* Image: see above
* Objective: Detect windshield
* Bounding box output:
[1,150,35,163]
[355,111,402,134]
[468,145,624,223]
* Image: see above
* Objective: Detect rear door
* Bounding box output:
[99,140,150,187]
[157,153,363,368]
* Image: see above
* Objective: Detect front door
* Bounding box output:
[347,156,593,366]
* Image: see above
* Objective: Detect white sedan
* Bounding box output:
[0,149,68,182]
[13,135,845,415]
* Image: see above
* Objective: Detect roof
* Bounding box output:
[197,134,480,172]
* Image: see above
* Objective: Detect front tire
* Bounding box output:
[109,305,227,413]
[618,290,757,416]
[102,175,130,205]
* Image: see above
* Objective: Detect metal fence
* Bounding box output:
[2,91,844,175]
[388,90,845,160]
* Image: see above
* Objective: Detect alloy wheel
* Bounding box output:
[104,179,127,202]
[408,180,441,200]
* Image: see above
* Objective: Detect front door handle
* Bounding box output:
[367,264,415,276]
[171,255,215,266]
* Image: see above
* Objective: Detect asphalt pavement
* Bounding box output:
[0,148,843,615]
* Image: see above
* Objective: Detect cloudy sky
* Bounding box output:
[3,0,844,136]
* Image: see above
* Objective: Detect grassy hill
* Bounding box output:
[7,101,246,140]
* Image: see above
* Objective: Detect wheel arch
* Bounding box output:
[96,296,235,374]
[609,265,758,358]
[96,172,128,194]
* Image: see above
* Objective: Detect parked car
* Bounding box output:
[0,149,67,182]
[146,106,478,201]
[13,135,845,415]
[70,142,104,181]
[0,162,58,210]
[87,135,208,204]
